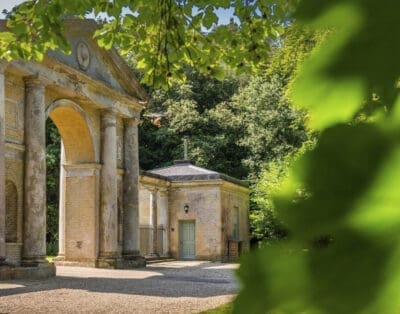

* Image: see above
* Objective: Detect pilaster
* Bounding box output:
[158,188,169,256]
[57,142,66,259]
[150,189,158,256]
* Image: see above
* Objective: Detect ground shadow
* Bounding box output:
[0,262,238,299]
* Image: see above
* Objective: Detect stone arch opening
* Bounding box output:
[5,180,18,243]
[46,99,99,263]
[47,99,95,164]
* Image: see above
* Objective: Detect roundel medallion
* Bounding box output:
[76,41,91,71]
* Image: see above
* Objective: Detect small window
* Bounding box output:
[232,206,239,240]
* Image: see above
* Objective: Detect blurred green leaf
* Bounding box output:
[291,0,399,130]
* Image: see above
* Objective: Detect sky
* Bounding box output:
[1,0,235,25]
[1,0,22,13]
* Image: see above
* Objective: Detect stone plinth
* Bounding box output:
[0,263,55,280]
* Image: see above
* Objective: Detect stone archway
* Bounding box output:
[47,99,96,163]
[0,20,148,277]
[47,99,99,265]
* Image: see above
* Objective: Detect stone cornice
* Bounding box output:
[221,181,250,196]
[139,174,170,189]
[169,180,224,188]
[124,117,141,127]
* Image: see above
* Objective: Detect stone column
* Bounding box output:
[122,118,140,258]
[22,75,47,266]
[99,111,118,264]
[0,63,6,265]
[150,189,158,256]
[57,142,66,259]
[158,189,169,256]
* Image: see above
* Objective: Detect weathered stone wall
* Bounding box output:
[139,186,152,226]
[220,182,250,260]
[157,189,169,256]
[138,187,152,256]
[138,176,170,256]
[4,69,25,265]
[63,165,100,262]
[168,182,222,261]
[5,71,24,143]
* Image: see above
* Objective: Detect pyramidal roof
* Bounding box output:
[143,160,248,187]
[150,160,218,177]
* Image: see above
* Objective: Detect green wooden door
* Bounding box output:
[179,221,195,259]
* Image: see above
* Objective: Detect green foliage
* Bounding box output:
[201,302,233,314]
[1,0,299,88]
[46,119,60,252]
[140,26,315,245]
[250,159,291,242]
[235,0,400,313]
[46,255,56,262]
[139,70,248,178]
[231,75,309,176]
[292,1,399,130]
[46,241,59,257]
[140,67,310,181]
[241,26,318,243]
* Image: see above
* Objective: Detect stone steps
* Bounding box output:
[145,257,175,264]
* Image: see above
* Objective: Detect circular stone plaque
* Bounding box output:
[76,41,91,71]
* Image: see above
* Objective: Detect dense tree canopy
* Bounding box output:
[139,69,246,176]
[139,26,317,245]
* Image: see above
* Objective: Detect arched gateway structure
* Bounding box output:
[0,20,147,279]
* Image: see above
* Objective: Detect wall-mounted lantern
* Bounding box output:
[184,204,189,214]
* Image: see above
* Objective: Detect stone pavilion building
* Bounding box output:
[139,160,249,261]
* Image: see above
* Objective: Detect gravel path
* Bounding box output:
[0,261,239,313]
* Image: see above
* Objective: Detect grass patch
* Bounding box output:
[46,256,56,262]
[201,302,234,314]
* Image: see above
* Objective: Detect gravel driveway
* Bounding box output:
[0,261,239,313]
